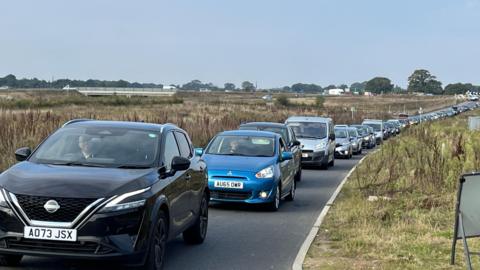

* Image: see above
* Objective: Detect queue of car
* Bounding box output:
[0,101,477,268]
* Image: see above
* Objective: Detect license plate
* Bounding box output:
[24,226,77,242]
[302,153,309,158]
[214,180,243,189]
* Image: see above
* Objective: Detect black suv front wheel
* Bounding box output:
[145,211,168,270]
[0,254,23,266]
[183,193,208,244]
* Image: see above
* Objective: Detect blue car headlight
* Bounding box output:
[256,165,274,179]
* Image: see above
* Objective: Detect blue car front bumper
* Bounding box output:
[208,170,278,204]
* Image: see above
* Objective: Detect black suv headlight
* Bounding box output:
[0,189,9,208]
[99,187,151,213]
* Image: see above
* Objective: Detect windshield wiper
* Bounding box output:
[116,165,152,169]
[297,135,322,139]
[50,162,107,168]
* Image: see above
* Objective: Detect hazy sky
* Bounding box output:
[1,0,479,88]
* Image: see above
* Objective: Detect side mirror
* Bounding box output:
[329,134,336,140]
[171,156,191,171]
[195,148,204,156]
[292,140,301,146]
[15,147,31,162]
[281,152,293,161]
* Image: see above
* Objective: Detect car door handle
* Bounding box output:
[185,174,192,181]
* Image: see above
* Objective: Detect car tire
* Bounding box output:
[285,181,295,201]
[328,157,334,167]
[145,211,168,270]
[320,161,329,170]
[0,255,22,266]
[294,165,302,182]
[267,185,281,211]
[183,193,209,245]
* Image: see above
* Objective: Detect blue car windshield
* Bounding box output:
[206,135,275,157]
[29,126,160,168]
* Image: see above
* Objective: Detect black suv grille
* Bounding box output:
[211,191,251,200]
[5,238,113,255]
[15,194,97,222]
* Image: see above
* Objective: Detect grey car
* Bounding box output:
[347,127,363,154]
[350,125,374,149]
[334,127,353,159]
[286,117,335,170]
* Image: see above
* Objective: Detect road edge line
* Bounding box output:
[292,153,371,270]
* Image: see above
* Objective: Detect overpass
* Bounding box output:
[76,87,177,97]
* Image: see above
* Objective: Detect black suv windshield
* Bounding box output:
[206,135,275,157]
[287,122,327,139]
[29,126,160,168]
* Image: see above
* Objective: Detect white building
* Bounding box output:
[328,88,344,95]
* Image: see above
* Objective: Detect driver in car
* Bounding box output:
[78,135,96,159]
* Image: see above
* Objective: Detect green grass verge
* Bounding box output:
[304,110,480,269]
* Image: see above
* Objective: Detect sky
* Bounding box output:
[1,0,479,88]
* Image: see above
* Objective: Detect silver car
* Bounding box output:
[286,116,335,169]
[347,127,362,154]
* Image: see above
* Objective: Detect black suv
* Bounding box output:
[0,120,209,269]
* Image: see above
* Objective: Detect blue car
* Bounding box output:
[197,130,296,211]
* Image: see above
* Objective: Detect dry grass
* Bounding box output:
[304,109,480,270]
[0,92,461,172]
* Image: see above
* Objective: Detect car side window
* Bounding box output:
[287,128,294,145]
[163,132,180,171]
[174,131,193,158]
[279,138,286,153]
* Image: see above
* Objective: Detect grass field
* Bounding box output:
[304,109,480,270]
[0,91,461,173]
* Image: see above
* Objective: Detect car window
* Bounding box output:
[29,126,160,168]
[163,132,180,171]
[287,122,327,139]
[334,129,348,138]
[206,135,275,157]
[174,131,192,158]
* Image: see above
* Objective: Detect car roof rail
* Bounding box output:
[62,119,93,127]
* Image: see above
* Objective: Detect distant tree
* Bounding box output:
[291,83,322,93]
[224,83,236,91]
[282,86,291,92]
[365,77,393,94]
[338,84,349,90]
[444,83,474,95]
[276,95,290,106]
[392,85,406,93]
[407,69,443,94]
[324,84,337,90]
[350,82,367,92]
[315,96,325,108]
[241,81,256,91]
[182,80,204,91]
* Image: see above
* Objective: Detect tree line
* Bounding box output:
[0,74,164,89]
[1,70,478,95]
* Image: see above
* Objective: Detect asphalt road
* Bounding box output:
[6,151,368,270]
